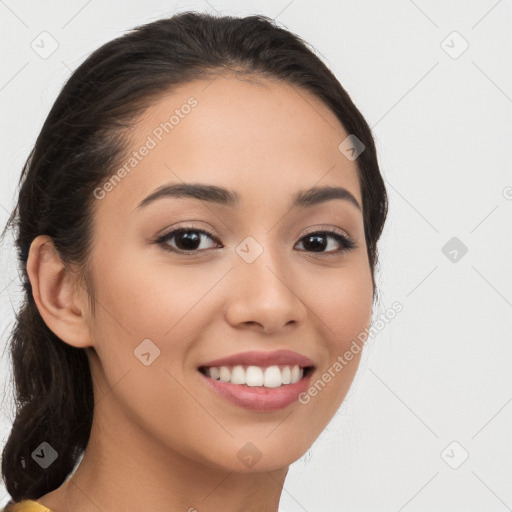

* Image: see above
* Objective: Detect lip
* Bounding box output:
[199,349,315,369]
[197,349,316,411]
[199,370,314,411]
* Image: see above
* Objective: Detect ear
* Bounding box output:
[26,235,92,348]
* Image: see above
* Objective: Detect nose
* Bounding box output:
[223,248,307,334]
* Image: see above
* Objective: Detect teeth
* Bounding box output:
[291,364,301,384]
[204,364,305,387]
[281,366,291,384]
[246,366,264,386]
[219,366,231,382]
[263,366,282,388]
[230,365,246,385]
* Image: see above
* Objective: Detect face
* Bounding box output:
[84,74,373,472]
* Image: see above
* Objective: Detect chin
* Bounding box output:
[187,428,320,474]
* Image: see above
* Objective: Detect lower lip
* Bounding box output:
[199,370,313,411]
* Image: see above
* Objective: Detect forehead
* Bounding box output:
[97,74,362,214]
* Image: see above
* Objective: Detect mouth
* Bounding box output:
[198,364,315,388]
[197,350,316,411]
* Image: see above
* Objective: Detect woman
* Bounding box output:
[1,11,387,512]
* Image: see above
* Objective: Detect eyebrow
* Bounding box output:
[135,183,361,211]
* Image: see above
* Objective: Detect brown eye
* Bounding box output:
[157,227,220,254]
[295,231,355,254]
[155,226,355,256]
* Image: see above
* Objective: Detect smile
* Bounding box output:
[197,350,316,411]
[199,364,313,388]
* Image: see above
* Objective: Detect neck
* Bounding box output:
[62,432,287,512]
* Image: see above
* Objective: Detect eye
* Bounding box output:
[154,225,356,256]
[155,226,221,254]
[295,229,356,255]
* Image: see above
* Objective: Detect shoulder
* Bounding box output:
[2,500,54,512]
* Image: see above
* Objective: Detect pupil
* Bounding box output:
[177,231,200,250]
[304,234,326,252]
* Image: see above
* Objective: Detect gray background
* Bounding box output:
[1,0,511,510]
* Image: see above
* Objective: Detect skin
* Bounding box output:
[27,74,374,512]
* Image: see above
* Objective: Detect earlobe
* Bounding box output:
[26,235,92,349]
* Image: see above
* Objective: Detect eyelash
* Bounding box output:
[154,225,356,257]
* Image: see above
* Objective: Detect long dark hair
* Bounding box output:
[0,11,387,502]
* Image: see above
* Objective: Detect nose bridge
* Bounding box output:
[238,232,290,290]
[225,234,305,331]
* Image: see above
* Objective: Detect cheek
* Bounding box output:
[93,250,218,337]
[89,252,228,394]
[304,262,373,409]
[314,262,374,346]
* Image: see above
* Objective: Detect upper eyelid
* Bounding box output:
[157,225,355,250]
[301,224,351,238]
[158,225,351,240]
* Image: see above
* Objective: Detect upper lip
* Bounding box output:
[199,349,315,369]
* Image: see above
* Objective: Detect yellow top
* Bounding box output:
[2,500,53,512]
